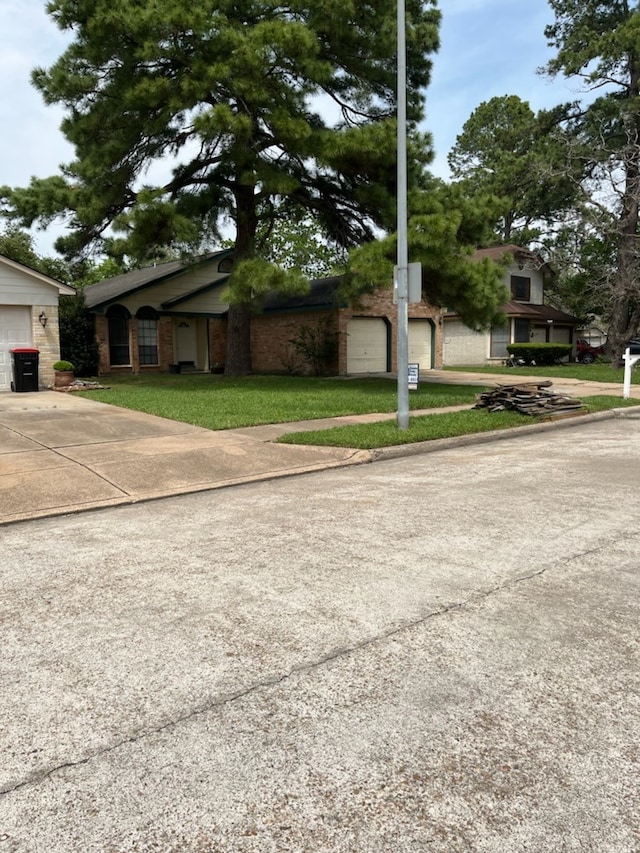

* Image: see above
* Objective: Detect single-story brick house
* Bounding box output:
[0,254,75,390]
[442,245,582,366]
[84,251,443,376]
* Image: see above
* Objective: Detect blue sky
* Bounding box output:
[0,0,586,256]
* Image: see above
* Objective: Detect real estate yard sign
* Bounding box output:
[408,363,419,391]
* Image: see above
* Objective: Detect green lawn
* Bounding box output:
[77,373,487,430]
[76,372,639,447]
[278,395,640,449]
[443,362,629,383]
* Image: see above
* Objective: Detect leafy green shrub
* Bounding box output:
[59,294,100,377]
[53,360,74,371]
[506,342,572,365]
[289,317,338,376]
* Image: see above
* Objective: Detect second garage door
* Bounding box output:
[347,318,388,374]
[408,319,432,371]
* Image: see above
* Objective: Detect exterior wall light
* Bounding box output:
[39,311,48,328]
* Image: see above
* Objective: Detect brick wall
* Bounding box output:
[32,304,62,388]
[208,318,227,369]
[251,310,338,374]
[95,314,177,375]
[91,286,443,377]
[250,289,442,375]
[157,317,174,369]
[442,319,489,366]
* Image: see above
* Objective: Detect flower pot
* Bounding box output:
[54,370,74,388]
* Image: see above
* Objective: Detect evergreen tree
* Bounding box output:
[448,95,578,244]
[1,0,440,375]
[544,0,640,363]
[346,178,509,330]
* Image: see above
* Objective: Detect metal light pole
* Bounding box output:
[396,0,409,430]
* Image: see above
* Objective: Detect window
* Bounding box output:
[514,319,530,342]
[106,305,130,366]
[511,275,531,301]
[136,307,158,365]
[490,323,510,359]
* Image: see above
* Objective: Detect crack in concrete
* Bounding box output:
[0,531,632,800]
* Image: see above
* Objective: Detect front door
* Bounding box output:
[176,319,197,366]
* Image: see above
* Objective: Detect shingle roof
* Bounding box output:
[261,276,344,312]
[473,244,554,275]
[83,250,232,310]
[502,301,581,324]
[445,301,581,324]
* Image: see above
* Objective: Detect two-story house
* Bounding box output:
[442,245,581,366]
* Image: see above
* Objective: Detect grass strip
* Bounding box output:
[277,396,639,449]
[442,363,631,383]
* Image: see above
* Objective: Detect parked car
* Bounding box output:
[576,338,606,364]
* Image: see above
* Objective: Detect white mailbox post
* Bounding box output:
[623,347,640,398]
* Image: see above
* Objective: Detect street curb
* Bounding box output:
[366,405,640,463]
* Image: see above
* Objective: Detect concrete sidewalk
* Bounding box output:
[1,370,638,525]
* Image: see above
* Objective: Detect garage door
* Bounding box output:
[347,318,388,373]
[0,307,32,389]
[408,319,432,371]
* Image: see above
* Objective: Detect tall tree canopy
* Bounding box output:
[544,0,640,363]
[347,178,509,330]
[1,0,440,374]
[448,95,577,244]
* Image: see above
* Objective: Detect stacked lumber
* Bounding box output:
[474,382,584,418]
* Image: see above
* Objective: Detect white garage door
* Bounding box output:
[408,319,432,371]
[0,307,32,389]
[347,318,387,373]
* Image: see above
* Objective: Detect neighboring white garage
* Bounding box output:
[408,318,433,371]
[0,254,75,390]
[347,317,388,374]
[0,307,32,389]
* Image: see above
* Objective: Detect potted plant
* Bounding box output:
[53,360,75,388]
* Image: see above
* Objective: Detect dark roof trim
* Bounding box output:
[260,276,345,313]
[445,302,581,325]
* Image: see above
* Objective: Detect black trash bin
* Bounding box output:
[10,348,40,392]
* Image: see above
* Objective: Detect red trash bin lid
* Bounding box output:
[10,347,40,354]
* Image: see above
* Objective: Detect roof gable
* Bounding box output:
[84,250,233,311]
[0,254,75,295]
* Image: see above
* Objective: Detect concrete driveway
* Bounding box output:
[1,414,639,851]
[0,390,366,524]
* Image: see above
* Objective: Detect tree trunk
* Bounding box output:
[225,302,253,376]
[609,62,640,366]
[224,184,258,376]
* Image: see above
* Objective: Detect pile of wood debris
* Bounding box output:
[474,381,584,418]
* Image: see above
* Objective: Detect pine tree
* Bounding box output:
[1,0,440,374]
[544,0,640,363]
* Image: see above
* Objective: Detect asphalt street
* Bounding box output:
[1,415,639,852]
